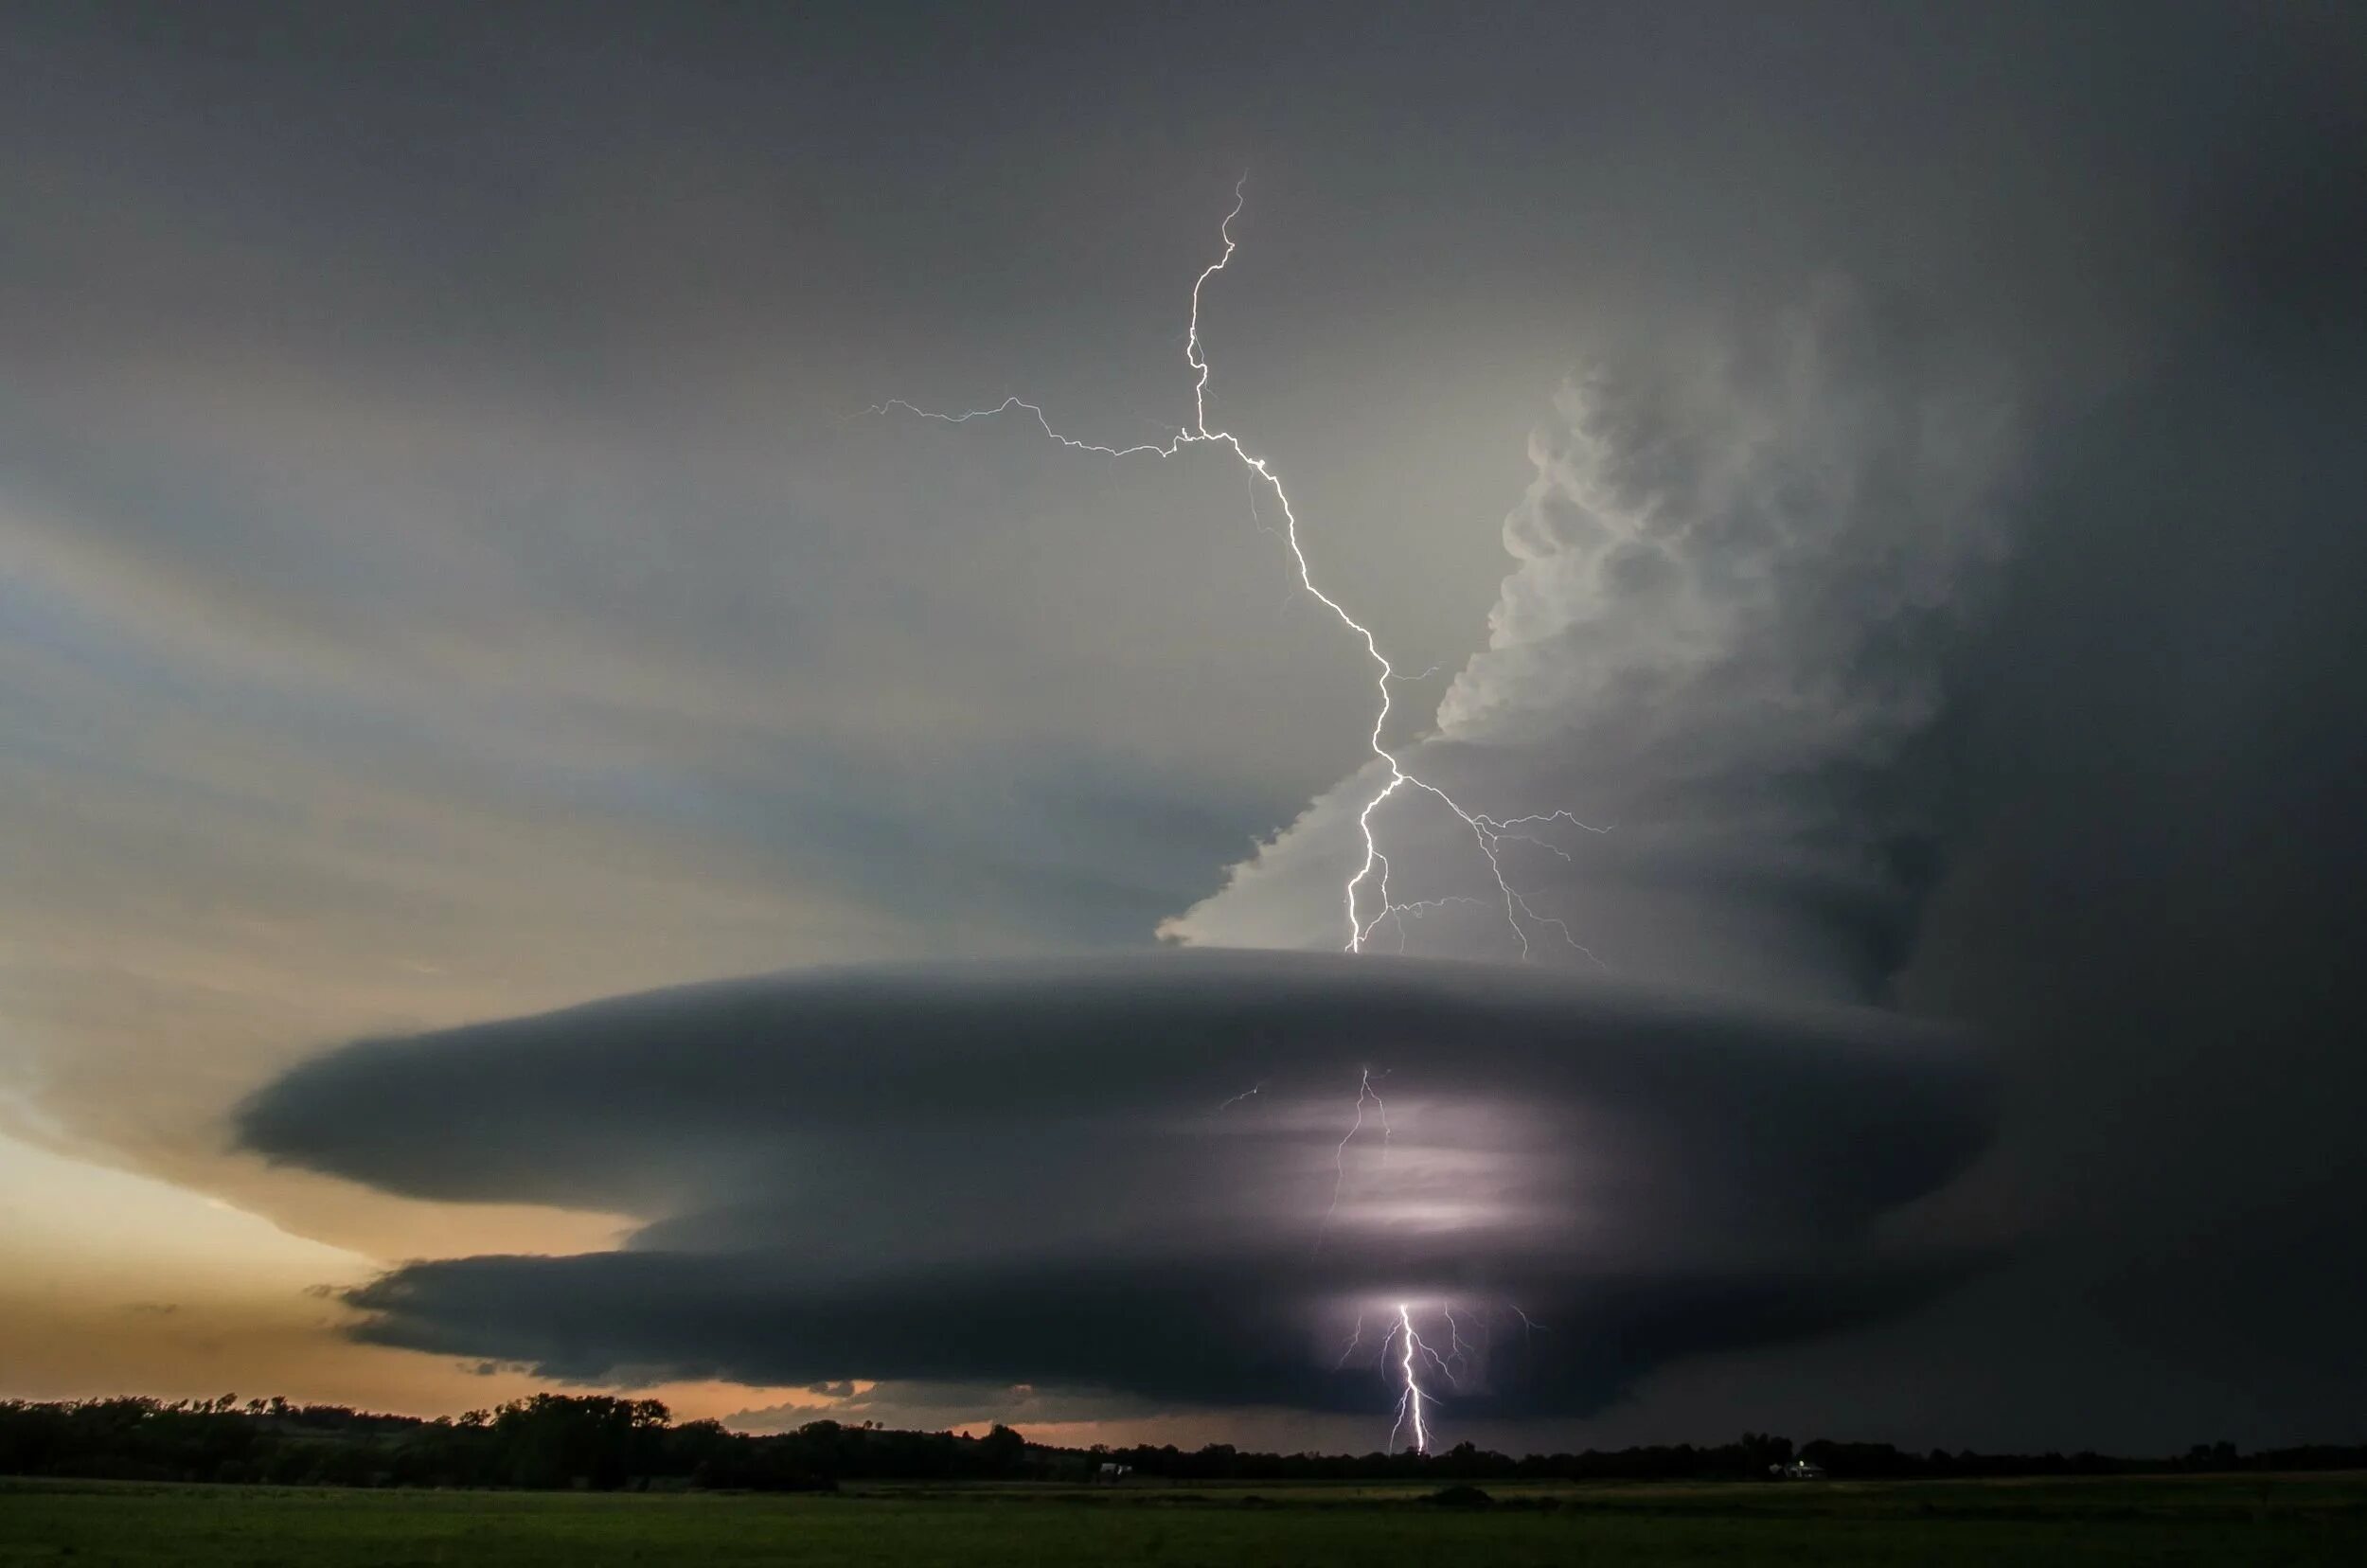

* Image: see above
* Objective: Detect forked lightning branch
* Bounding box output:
[873,181,1604,962]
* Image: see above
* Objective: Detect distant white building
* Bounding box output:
[1096,1461,1132,1481]
[1770,1458,1826,1480]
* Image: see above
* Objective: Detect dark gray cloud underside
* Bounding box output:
[241,952,1993,1417]
[346,1245,1988,1419]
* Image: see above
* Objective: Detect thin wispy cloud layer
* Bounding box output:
[240,951,1991,1418]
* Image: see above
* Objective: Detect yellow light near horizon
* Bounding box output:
[0,1130,374,1304]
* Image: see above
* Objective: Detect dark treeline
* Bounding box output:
[3,1394,2361,1492]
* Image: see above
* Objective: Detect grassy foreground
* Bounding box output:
[4,1472,2364,1566]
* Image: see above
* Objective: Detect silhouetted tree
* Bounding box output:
[1,1393,2359,1491]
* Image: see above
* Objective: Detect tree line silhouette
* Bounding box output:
[2,1394,2357,1491]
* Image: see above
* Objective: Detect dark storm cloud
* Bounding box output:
[1854,266,2367,1446]
[1564,273,2367,1451]
[337,1244,1981,1421]
[3,0,2362,1452]
[240,951,1992,1416]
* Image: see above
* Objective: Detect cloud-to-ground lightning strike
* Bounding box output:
[1388,1303,1433,1454]
[874,180,1606,960]
[1334,1296,1529,1452]
[1347,1297,1538,1452]
[881,182,1602,1454]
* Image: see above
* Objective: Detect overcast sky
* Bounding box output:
[3,1,2363,1452]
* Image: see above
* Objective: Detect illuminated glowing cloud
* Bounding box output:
[1166,288,2017,1003]
[239,950,1993,1421]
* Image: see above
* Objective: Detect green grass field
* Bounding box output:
[5,1472,2364,1566]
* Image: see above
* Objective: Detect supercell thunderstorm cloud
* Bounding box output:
[240,953,1992,1427]
[232,190,2023,1443]
[7,2,2363,1461]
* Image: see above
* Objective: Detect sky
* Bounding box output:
[3,1,2364,1453]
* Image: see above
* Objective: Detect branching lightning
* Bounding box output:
[1318,1067,1391,1244]
[1440,1304,1478,1384]
[873,178,1607,962]
[1334,1312,1368,1370]
[1217,1079,1267,1112]
[877,181,1603,1456]
[1344,1296,1541,1453]
[1389,1304,1431,1453]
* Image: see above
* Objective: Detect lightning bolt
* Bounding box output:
[1440,1303,1479,1384]
[1334,1312,1367,1370]
[1378,895,1492,954]
[880,181,1606,1455]
[872,178,1607,962]
[1387,1303,1432,1454]
[1316,1070,1557,1451]
[1217,1079,1266,1111]
[1342,1296,1557,1452]
[1317,1067,1390,1246]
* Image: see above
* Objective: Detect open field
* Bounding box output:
[5,1472,2366,1566]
